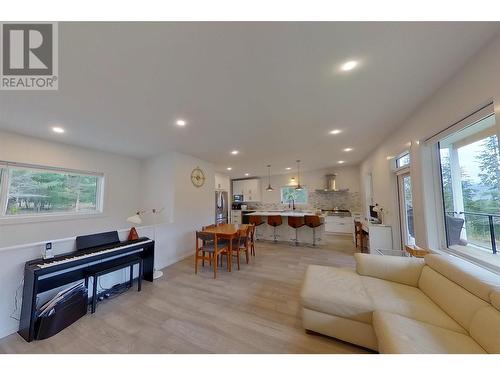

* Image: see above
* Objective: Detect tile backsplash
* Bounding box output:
[248,191,361,212]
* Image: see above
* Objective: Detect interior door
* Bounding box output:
[397,172,415,247]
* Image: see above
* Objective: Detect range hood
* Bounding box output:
[316,174,349,193]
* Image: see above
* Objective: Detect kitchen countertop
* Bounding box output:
[244,211,326,217]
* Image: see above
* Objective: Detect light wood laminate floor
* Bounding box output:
[0,234,370,354]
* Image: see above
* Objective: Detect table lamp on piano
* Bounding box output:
[127,208,164,279]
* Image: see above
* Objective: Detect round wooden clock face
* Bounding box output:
[191,167,205,187]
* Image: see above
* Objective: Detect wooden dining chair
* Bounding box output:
[231,226,251,270]
[248,224,256,256]
[354,221,364,251]
[195,231,229,279]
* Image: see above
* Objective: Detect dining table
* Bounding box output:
[202,223,249,272]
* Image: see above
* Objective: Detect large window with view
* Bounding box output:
[437,112,500,257]
[0,163,104,217]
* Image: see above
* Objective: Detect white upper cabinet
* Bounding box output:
[215,173,230,191]
[232,178,261,202]
[232,180,245,195]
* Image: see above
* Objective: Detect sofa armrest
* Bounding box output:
[354,253,425,287]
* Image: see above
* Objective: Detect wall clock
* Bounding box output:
[191,167,205,188]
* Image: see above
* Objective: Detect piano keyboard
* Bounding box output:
[37,239,153,269]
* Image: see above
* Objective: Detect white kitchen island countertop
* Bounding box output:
[244,211,325,218]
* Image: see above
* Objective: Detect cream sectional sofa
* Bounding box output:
[300,253,500,353]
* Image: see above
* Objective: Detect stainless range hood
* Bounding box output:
[316,174,349,193]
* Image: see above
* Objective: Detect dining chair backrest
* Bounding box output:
[248,224,256,241]
[196,231,217,248]
[202,224,216,230]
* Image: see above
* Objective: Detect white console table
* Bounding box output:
[362,223,393,254]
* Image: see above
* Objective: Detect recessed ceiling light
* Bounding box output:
[226,167,232,171]
[338,160,345,164]
[285,167,292,170]
[343,148,353,152]
[340,60,359,72]
[244,173,249,176]
[329,129,342,135]
[176,119,186,127]
[231,150,239,155]
[51,126,65,134]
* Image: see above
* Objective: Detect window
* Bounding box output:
[437,112,499,255]
[0,162,104,218]
[396,152,410,168]
[280,186,308,204]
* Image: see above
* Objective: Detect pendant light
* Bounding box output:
[266,165,274,191]
[295,160,303,191]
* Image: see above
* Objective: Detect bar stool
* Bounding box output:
[267,215,282,242]
[288,216,305,246]
[304,215,323,247]
[249,215,264,241]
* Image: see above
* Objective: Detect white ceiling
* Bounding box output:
[1,22,499,177]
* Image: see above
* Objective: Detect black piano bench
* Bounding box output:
[84,255,143,314]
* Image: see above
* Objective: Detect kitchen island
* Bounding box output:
[244,211,326,245]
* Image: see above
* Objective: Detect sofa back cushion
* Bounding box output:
[469,306,500,353]
[355,253,425,287]
[491,289,500,311]
[419,266,489,331]
[424,254,500,301]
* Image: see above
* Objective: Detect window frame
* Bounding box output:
[395,152,411,170]
[0,161,105,223]
[426,103,500,267]
[280,185,308,205]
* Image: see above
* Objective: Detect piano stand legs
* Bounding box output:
[92,276,98,314]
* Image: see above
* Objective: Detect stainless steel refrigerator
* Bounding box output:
[215,191,228,224]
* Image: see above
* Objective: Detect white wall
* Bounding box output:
[360,32,500,251]
[0,132,216,339]
[0,130,144,339]
[139,151,215,269]
[0,130,142,248]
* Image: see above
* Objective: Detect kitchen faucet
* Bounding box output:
[288,199,296,211]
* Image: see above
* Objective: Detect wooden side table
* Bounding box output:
[404,245,430,258]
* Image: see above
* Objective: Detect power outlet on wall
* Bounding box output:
[42,242,54,259]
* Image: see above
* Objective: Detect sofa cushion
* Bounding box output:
[300,265,373,323]
[419,266,489,331]
[302,308,378,351]
[491,289,500,311]
[373,311,486,354]
[355,253,425,287]
[424,254,500,301]
[361,275,465,333]
[469,306,500,353]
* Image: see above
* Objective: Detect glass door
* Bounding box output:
[398,172,415,246]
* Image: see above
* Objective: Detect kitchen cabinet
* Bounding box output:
[324,216,353,234]
[231,210,242,225]
[215,173,230,191]
[232,179,261,202]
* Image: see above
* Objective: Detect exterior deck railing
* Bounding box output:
[446,211,500,254]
